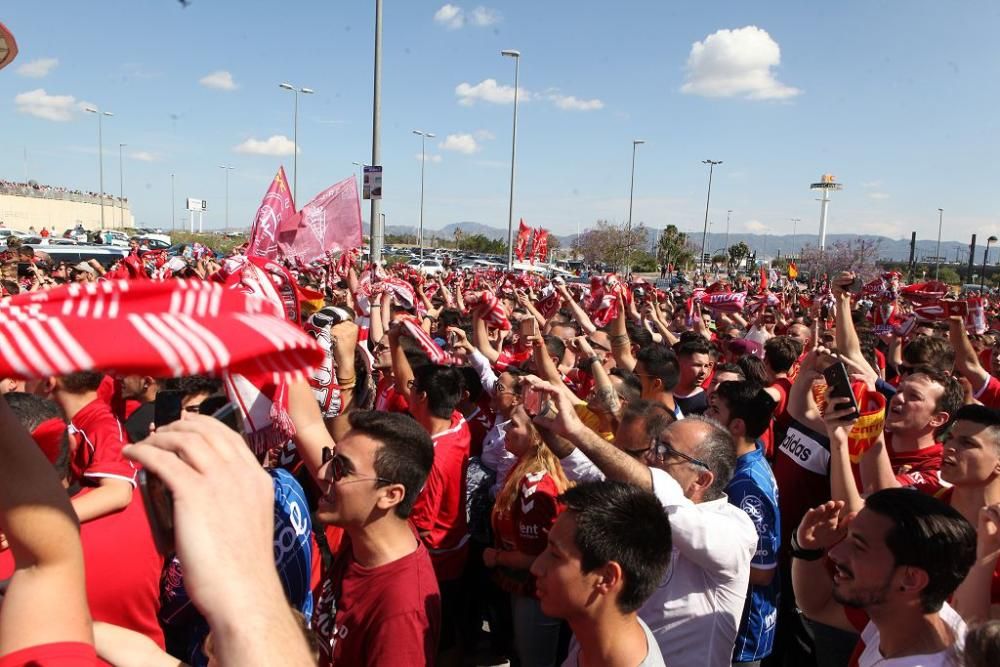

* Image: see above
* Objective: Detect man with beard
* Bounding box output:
[792,489,976,667]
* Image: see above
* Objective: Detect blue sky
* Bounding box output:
[2,0,1000,245]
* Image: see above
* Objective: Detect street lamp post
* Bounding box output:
[700,159,722,273]
[170,173,175,231]
[982,236,998,292]
[935,208,944,280]
[218,165,235,229]
[118,143,126,229]
[413,130,435,259]
[725,209,733,254]
[278,82,314,202]
[84,106,113,229]
[625,139,645,276]
[501,49,521,269]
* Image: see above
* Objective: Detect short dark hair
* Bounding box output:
[902,336,955,373]
[559,481,672,613]
[906,365,963,419]
[620,399,674,436]
[675,336,712,359]
[625,321,653,348]
[736,355,769,388]
[347,411,434,519]
[438,309,462,329]
[764,336,803,374]
[864,488,976,613]
[714,381,777,439]
[636,345,679,392]
[458,366,484,403]
[412,364,464,420]
[174,375,223,400]
[58,371,104,393]
[609,368,642,404]
[712,362,745,379]
[543,334,566,361]
[4,392,70,480]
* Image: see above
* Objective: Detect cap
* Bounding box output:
[727,338,764,359]
[72,261,96,274]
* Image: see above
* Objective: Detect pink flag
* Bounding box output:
[530,229,549,264]
[246,167,295,260]
[278,176,363,264]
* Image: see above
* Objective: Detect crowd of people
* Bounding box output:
[1,240,1000,667]
[0,179,126,203]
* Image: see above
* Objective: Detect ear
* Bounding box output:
[898,566,930,598]
[593,560,625,598]
[928,411,951,429]
[375,483,406,512]
[694,468,715,496]
[730,418,747,439]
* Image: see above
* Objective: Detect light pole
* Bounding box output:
[625,139,645,275]
[84,106,113,229]
[935,208,944,280]
[982,236,997,292]
[118,143,126,229]
[413,130,435,258]
[170,173,175,231]
[278,82,314,202]
[369,0,384,265]
[725,209,733,253]
[352,161,364,195]
[218,165,235,229]
[501,49,521,269]
[700,159,722,272]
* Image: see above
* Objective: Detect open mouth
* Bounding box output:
[832,564,853,584]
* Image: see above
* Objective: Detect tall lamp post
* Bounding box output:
[725,209,733,254]
[170,173,175,231]
[501,49,521,269]
[625,139,645,275]
[218,165,235,229]
[935,208,944,280]
[351,161,364,194]
[118,143,126,229]
[278,82,314,202]
[413,130,435,258]
[700,159,722,272]
[982,236,998,292]
[84,106,113,230]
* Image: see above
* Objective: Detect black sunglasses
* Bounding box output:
[321,447,392,486]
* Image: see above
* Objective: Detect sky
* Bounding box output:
[2,0,1000,245]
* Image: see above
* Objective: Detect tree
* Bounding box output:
[656,225,694,270]
[798,238,882,280]
[728,242,751,270]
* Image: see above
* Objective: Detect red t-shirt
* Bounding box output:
[409,412,471,581]
[68,398,136,487]
[975,374,1000,409]
[0,491,164,654]
[0,642,97,667]
[884,433,944,496]
[491,470,562,597]
[313,540,441,667]
[495,347,532,372]
[373,376,409,414]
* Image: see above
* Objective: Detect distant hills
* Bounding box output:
[365,220,984,264]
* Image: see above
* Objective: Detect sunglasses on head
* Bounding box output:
[321,447,393,486]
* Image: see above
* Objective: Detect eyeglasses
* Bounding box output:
[586,338,612,352]
[321,447,393,486]
[647,438,710,470]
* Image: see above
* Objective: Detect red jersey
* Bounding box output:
[409,412,471,581]
[495,347,531,372]
[974,374,1000,409]
[373,376,409,414]
[313,540,441,667]
[68,398,136,487]
[884,433,944,496]
[0,642,97,667]
[0,490,164,653]
[491,470,562,597]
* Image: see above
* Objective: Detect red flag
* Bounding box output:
[247,167,295,260]
[787,261,798,280]
[530,229,549,264]
[278,176,363,265]
[514,219,532,261]
[759,266,768,293]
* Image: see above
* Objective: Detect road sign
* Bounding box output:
[363,166,382,200]
[186,198,207,211]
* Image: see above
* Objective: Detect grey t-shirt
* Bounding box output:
[562,617,666,667]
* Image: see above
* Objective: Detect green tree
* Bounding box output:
[656,225,694,269]
[937,267,961,285]
[728,242,751,269]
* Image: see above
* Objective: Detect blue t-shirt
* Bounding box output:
[726,442,780,663]
[160,468,314,666]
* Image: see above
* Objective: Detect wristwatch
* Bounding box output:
[789,533,826,561]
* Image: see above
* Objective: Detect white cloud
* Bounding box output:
[199,70,238,91]
[415,153,443,163]
[234,135,298,156]
[434,4,464,29]
[17,57,59,78]
[14,89,80,122]
[439,133,480,154]
[455,78,526,105]
[469,6,500,26]
[129,151,158,162]
[868,192,890,201]
[745,220,768,233]
[681,26,800,100]
[547,93,604,111]
[473,129,495,141]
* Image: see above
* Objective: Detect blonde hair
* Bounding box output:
[494,418,572,514]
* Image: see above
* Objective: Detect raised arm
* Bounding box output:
[949,315,991,391]
[791,501,856,633]
[557,283,597,335]
[471,311,500,364]
[388,322,415,402]
[823,394,865,515]
[610,296,637,372]
[0,393,91,654]
[787,351,827,434]
[953,504,1000,623]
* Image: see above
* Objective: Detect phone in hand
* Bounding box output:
[138,468,175,555]
[154,390,184,428]
[521,383,554,419]
[520,317,537,338]
[822,360,860,421]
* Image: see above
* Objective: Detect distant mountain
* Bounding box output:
[365,220,984,264]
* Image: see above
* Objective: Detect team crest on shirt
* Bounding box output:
[740,495,766,529]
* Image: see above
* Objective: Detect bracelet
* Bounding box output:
[789,532,826,561]
[582,356,600,367]
[337,380,357,391]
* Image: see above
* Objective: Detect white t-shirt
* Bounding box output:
[854,602,965,667]
[642,467,757,667]
[481,417,516,496]
[562,617,665,667]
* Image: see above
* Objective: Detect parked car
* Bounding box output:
[407,258,445,276]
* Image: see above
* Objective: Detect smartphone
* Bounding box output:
[448,331,459,347]
[16,262,32,278]
[945,301,969,317]
[520,317,537,338]
[822,361,860,421]
[198,396,241,433]
[138,468,175,555]
[154,390,184,428]
[763,313,776,325]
